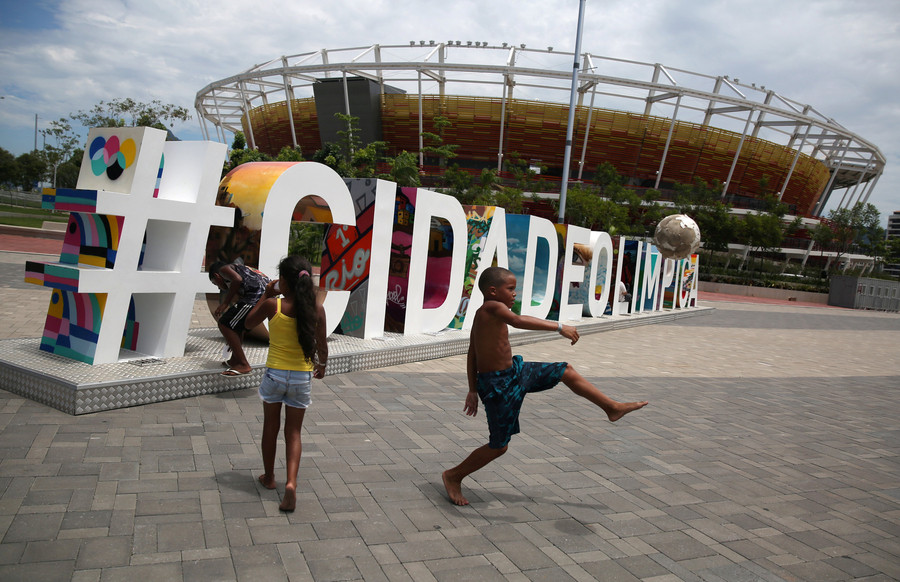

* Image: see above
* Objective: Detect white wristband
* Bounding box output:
[557,321,563,333]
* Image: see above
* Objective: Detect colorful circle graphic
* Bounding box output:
[89,135,137,180]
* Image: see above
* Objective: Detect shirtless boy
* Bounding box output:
[442,266,648,506]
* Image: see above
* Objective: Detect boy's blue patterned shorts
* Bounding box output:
[476,355,567,449]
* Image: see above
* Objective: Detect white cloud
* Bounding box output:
[1,0,898,221]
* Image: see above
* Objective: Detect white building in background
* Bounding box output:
[886,211,900,278]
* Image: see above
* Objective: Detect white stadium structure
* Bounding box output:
[195,42,885,222]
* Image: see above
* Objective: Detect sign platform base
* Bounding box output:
[0,308,711,414]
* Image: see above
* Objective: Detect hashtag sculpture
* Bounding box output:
[25,127,232,364]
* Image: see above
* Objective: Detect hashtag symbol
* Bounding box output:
[26,128,232,364]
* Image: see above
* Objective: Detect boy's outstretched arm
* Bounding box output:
[558,324,579,345]
[483,302,579,345]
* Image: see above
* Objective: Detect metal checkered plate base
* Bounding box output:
[0,308,711,414]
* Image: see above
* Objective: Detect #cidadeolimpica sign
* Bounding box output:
[25,127,698,365]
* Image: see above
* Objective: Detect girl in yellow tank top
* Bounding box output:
[245,255,327,512]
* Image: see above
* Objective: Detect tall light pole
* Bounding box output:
[558,0,587,223]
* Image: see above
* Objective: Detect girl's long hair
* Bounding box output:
[278,255,317,361]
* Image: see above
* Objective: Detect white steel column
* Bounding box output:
[212,93,226,144]
[558,0,587,223]
[847,167,869,208]
[778,123,812,201]
[816,142,850,215]
[644,65,662,116]
[850,155,877,206]
[282,57,298,148]
[577,84,597,181]
[497,46,517,173]
[342,70,353,153]
[196,109,209,141]
[418,71,424,167]
[654,93,682,190]
[239,83,256,150]
[860,172,881,205]
[721,108,754,199]
[497,78,508,172]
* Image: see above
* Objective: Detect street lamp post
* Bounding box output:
[558,0,587,223]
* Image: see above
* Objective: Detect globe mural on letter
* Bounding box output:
[654,214,701,260]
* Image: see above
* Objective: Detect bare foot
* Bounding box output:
[279,487,296,512]
[607,400,649,422]
[258,474,276,490]
[442,470,469,506]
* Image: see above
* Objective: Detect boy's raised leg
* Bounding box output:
[561,365,647,421]
[443,444,507,506]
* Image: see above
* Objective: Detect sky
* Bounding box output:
[1,0,898,224]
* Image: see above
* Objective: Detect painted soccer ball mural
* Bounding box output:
[654,214,701,260]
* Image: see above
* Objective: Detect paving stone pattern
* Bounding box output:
[0,249,898,581]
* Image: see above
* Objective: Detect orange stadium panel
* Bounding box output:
[244,93,831,214]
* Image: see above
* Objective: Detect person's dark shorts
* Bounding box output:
[219,302,255,332]
[476,355,567,449]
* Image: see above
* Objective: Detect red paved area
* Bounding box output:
[698,290,837,308]
[0,233,64,255]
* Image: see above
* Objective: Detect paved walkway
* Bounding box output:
[0,242,899,581]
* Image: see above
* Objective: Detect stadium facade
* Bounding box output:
[195,43,885,218]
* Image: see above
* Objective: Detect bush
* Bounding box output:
[698,251,829,292]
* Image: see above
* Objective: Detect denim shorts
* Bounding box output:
[258,368,312,409]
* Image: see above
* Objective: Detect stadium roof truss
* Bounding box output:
[196,42,885,213]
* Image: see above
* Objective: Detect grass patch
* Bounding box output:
[0,203,68,228]
[0,216,49,229]
[0,204,66,218]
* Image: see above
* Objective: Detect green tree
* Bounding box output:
[69,98,191,131]
[674,178,737,252]
[275,146,304,162]
[311,142,347,174]
[493,187,526,215]
[593,161,625,191]
[609,187,664,237]
[55,148,83,189]
[811,220,836,257]
[223,148,273,175]
[0,147,18,189]
[289,223,325,265]
[349,141,387,178]
[505,152,547,193]
[15,152,47,191]
[561,183,628,234]
[686,202,738,253]
[470,168,500,205]
[441,163,473,199]
[858,225,886,261]
[40,118,80,187]
[673,177,723,208]
[389,151,421,187]
[815,202,882,269]
[738,211,785,270]
[421,115,458,168]
[231,131,246,150]
[334,112,362,164]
